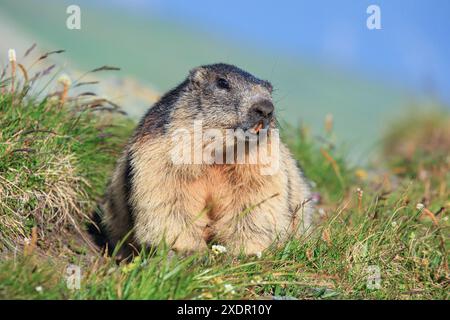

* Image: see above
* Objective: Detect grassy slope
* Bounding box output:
[0,88,448,299]
[0,35,448,299]
[0,93,133,250]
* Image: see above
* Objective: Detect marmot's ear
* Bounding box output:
[188,67,207,89]
[265,81,273,94]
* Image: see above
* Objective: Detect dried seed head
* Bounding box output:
[8,49,16,62]
[325,113,333,133]
[356,188,364,199]
[416,203,425,210]
[57,73,72,87]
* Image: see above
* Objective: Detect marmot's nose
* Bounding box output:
[251,100,274,118]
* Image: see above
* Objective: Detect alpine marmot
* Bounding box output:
[101,63,313,257]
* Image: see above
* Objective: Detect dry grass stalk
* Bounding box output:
[320,147,344,185]
[321,228,331,246]
[324,113,333,134]
[356,188,363,211]
[420,207,439,226]
[8,49,16,95]
[23,227,38,256]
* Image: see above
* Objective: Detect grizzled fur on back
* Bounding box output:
[101,63,314,258]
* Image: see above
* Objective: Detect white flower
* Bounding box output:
[57,73,72,87]
[416,203,425,210]
[391,221,398,227]
[255,251,262,259]
[35,286,43,293]
[211,244,227,255]
[8,49,16,62]
[251,276,263,284]
[224,284,236,294]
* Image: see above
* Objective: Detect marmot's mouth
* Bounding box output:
[248,120,268,135]
[254,121,264,133]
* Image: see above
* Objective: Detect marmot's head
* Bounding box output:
[185,63,275,133]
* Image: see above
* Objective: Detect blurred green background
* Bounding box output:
[1,0,448,163]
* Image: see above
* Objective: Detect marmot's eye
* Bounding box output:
[216,77,231,90]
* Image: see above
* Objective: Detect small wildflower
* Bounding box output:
[255,251,262,259]
[416,203,425,210]
[224,284,236,294]
[391,221,398,228]
[211,244,227,255]
[8,49,16,62]
[251,276,263,284]
[35,286,43,293]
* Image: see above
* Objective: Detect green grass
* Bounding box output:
[0,55,448,300]
[1,180,448,299]
[0,58,134,253]
[382,108,450,179]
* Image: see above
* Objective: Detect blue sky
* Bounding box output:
[110,0,450,103]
